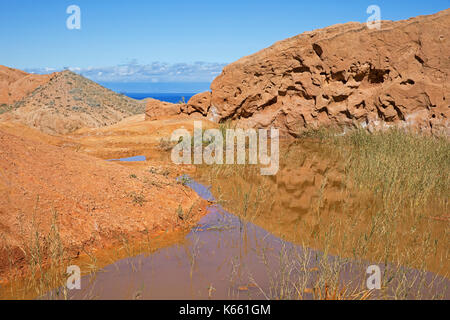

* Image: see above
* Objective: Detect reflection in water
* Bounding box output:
[244,142,349,241]
[59,178,448,300]
[196,141,449,278]
[44,141,449,300]
[193,141,354,252]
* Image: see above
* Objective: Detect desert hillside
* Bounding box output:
[177,9,449,136]
[0,70,145,134]
[0,65,55,114]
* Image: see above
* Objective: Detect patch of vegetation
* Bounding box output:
[176,202,196,222]
[0,104,12,115]
[176,204,184,220]
[195,127,449,299]
[0,203,73,300]
[161,170,170,177]
[71,106,86,112]
[297,126,339,140]
[148,167,170,178]
[157,138,175,151]
[129,192,146,206]
[336,128,449,207]
[178,175,191,186]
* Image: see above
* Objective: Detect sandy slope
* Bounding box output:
[0,65,55,108]
[0,123,207,279]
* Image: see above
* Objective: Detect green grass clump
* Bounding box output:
[336,128,449,210]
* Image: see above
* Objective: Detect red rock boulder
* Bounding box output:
[186,92,211,116]
[145,98,182,120]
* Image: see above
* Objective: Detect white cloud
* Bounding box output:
[25,61,226,82]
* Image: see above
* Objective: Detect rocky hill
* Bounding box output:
[0,65,55,114]
[0,70,145,134]
[184,9,449,136]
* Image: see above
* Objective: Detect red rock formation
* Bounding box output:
[145,93,212,120]
[145,98,182,120]
[189,9,450,136]
[186,92,211,116]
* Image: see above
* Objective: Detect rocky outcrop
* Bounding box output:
[190,9,450,136]
[186,92,211,116]
[145,98,182,120]
[144,93,212,120]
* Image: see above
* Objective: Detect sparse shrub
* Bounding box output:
[129,192,146,206]
[178,175,191,186]
[176,203,195,222]
[158,138,175,151]
[0,104,12,115]
[176,205,184,220]
[161,169,170,177]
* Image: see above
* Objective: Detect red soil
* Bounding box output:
[0,125,207,280]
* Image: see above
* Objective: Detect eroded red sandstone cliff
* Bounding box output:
[178,9,449,136]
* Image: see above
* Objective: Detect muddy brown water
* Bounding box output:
[50,178,448,300]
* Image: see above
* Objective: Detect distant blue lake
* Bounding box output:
[124,93,196,103]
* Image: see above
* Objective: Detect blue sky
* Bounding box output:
[1,0,448,90]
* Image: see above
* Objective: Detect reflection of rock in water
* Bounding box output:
[200,141,352,246]
[255,142,349,240]
[274,143,346,214]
